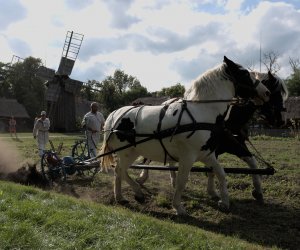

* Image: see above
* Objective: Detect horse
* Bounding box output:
[137,71,288,203]
[206,71,288,203]
[100,56,270,215]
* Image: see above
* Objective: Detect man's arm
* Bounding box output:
[33,120,39,138]
[82,114,88,128]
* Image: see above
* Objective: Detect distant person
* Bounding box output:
[9,116,17,138]
[82,102,105,158]
[33,111,50,158]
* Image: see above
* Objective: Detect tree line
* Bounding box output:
[0,54,299,121]
[0,57,185,119]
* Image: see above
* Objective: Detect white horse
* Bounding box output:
[100,56,270,215]
[137,71,288,203]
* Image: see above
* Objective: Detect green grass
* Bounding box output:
[0,181,269,250]
[0,133,299,249]
[0,132,86,163]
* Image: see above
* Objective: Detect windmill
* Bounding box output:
[44,31,84,132]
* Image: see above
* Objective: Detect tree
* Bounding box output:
[80,80,101,100]
[262,50,281,73]
[286,57,300,96]
[5,57,46,118]
[98,69,150,113]
[123,84,149,105]
[157,83,185,98]
[0,62,11,97]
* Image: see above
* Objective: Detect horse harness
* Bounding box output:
[107,98,242,164]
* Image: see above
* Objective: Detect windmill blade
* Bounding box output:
[57,31,84,76]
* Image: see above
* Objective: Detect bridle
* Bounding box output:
[224,63,259,98]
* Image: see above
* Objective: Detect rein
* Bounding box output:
[186,97,246,104]
[246,139,275,169]
[89,121,218,162]
[94,95,252,163]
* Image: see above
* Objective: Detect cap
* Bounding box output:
[41,111,46,116]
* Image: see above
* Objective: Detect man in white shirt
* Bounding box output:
[33,111,51,157]
[82,102,105,158]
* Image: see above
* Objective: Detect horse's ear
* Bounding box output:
[268,70,274,79]
[223,56,233,65]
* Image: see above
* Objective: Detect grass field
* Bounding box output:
[0,133,299,249]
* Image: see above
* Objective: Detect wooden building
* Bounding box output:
[284,96,300,129]
[131,96,169,106]
[0,98,30,132]
[46,75,84,132]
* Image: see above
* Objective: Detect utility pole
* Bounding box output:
[259,31,262,73]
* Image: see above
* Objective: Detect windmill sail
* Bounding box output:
[57,31,84,76]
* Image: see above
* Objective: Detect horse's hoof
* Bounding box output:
[174,205,187,216]
[218,201,230,213]
[208,190,220,200]
[210,195,220,202]
[136,178,146,185]
[252,190,264,204]
[117,199,129,205]
[135,194,145,203]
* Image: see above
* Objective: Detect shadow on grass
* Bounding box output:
[109,185,299,250]
[169,198,300,250]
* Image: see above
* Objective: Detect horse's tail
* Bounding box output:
[100,113,116,173]
[99,141,115,173]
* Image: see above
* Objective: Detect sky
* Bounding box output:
[0,0,300,92]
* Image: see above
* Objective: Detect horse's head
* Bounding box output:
[259,71,288,127]
[223,56,270,102]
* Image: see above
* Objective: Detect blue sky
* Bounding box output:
[0,0,299,91]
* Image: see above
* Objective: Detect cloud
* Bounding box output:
[104,0,140,29]
[72,61,117,82]
[80,37,128,60]
[64,0,94,10]
[256,2,300,53]
[0,0,26,30]
[134,22,224,54]
[143,0,172,10]
[8,38,31,58]
[172,52,220,82]
[225,0,244,12]
[1,0,299,91]
[80,21,224,61]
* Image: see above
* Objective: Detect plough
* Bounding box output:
[40,129,275,182]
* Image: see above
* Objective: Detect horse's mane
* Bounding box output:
[252,71,289,101]
[184,63,230,101]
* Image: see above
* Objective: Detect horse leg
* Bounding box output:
[114,161,127,204]
[123,169,145,203]
[207,172,219,200]
[117,152,145,203]
[114,152,141,204]
[169,171,176,188]
[172,158,193,216]
[206,157,229,211]
[136,158,151,185]
[241,156,264,203]
[136,169,149,185]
